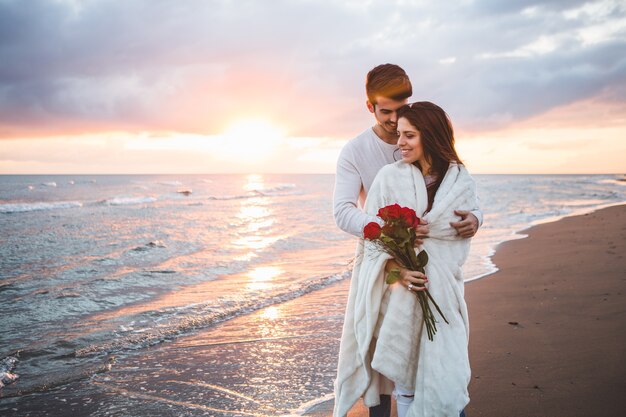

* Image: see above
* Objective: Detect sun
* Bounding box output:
[221,118,286,161]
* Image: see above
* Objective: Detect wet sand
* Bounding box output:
[305,204,626,417]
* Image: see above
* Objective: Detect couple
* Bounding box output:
[332,64,481,417]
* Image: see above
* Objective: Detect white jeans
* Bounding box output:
[392,383,414,417]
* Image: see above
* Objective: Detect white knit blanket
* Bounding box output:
[333,161,478,417]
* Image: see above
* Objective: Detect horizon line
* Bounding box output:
[1,172,624,176]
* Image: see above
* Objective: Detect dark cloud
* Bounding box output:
[0,0,625,138]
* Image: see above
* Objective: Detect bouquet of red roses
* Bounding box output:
[364,203,448,341]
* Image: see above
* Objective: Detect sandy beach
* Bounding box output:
[305,204,626,417]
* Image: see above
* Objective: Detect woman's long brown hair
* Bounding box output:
[396,101,463,211]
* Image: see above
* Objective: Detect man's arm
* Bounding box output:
[333,149,380,238]
[471,207,483,227]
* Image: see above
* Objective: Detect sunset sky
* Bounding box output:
[0,0,625,174]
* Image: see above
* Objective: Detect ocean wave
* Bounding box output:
[288,393,335,417]
[0,355,19,389]
[0,201,83,213]
[74,269,350,357]
[131,241,166,252]
[41,182,57,187]
[0,356,113,398]
[598,178,626,186]
[54,291,81,299]
[207,194,256,201]
[158,181,183,186]
[101,196,157,206]
[249,183,298,196]
[207,185,298,201]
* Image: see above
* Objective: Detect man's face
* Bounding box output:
[367,95,408,136]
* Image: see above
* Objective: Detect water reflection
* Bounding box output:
[233,175,282,259]
[260,305,280,320]
[246,266,283,291]
[243,174,264,192]
[253,304,287,339]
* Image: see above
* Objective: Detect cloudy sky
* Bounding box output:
[1,0,625,174]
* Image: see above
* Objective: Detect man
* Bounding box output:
[333,63,479,417]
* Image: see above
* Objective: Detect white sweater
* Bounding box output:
[333,127,483,237]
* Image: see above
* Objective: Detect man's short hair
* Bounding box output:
[366,64,412,105]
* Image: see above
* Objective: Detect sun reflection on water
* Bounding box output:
[243,174,265,192]
[236,203,273,232]
[260,306,280,320]
[255,304,287,338]
[232,174,284,260]
[246,266,283,290]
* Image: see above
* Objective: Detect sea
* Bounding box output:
[0,173,624,416]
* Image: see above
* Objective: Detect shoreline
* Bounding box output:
[466,199,626,284]
[303,203,626,416]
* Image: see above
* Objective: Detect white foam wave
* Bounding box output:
[74,270,351,357]
[0,355,19,388]
[207,185,298,201]
[41,182,57,187]
[158,181,183,186]
[248,183,298,196]
[102,196,157,206]
[598,178,626,186]
[287,393,335,416]
[207,194,254,201]
[0,201,83,213]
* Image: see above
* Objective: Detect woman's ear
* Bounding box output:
[366,100,375,113]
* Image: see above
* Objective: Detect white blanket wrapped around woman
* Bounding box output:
[333,160,478,417]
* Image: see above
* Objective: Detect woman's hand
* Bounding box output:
[413,222,429,247]
[399,268,428,292]
[385,259,428,292]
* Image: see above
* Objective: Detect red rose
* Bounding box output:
[363,222,382,240]
[377,206,389,220]
[378,204,402,221]
[400,207,418,228]
[382,223,396,237]
[414,216,422,227]
[387,204,402,219]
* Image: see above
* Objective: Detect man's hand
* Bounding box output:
[450,210,478,238]
[414,222,429,247]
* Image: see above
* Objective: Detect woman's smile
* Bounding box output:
[397,117,423,164]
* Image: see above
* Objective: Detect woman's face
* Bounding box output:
[397,117,423,164]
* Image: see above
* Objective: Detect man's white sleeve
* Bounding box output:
[333,151,380,238]
[471,207,483,227]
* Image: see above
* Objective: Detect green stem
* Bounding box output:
[424,290,449,324]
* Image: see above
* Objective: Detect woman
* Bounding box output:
[333,102,477,417]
